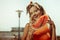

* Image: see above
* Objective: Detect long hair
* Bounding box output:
[26,2,46,16]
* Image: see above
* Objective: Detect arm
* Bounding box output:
[49,20,56,40]
[21,23,29,40]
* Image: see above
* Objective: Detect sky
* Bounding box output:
[0,0,60,35]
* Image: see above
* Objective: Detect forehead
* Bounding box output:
[30,6,37,13]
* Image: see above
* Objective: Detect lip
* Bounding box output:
[31,14,38,21]
[33,14,38,18]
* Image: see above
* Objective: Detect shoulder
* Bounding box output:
[24,23,30,29]
[23,23,30,33]
[48,19,56,29]
[25,23,30,27]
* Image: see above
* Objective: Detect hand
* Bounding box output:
[29,28,35,35]
[33,29,40,35]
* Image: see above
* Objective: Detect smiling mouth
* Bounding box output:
[31,14,38,21]
[31,14,39,24]
[33,14,38,18]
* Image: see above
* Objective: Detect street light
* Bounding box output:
[16,10,23,40]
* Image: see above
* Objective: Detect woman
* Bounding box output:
[22,2,56,40]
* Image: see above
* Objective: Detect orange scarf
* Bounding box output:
[32,15,49,28]
[32,15,51,40]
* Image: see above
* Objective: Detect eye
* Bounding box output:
[34,10,38,12]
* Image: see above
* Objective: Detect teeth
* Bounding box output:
[32,15,38,21]
[33,14,37,18]
[31,14,39,24]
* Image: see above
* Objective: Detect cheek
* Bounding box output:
[38,11,40,13]
[36,11,40,14]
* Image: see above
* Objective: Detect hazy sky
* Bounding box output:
[0,0,60,35]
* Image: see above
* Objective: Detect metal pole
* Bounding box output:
[16,10,23,40]
[18,13,20,40]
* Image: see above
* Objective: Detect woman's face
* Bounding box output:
[29,6,41,23]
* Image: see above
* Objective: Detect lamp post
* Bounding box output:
[16,10,23,40]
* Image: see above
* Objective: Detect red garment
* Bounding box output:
[32,15,51,40]
[32,15,49,28]
[33,33,50,40]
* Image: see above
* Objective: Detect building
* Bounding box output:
[0,27,24,40]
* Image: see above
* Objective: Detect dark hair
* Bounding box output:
[26,2,34,13]
[26,2,46,16]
